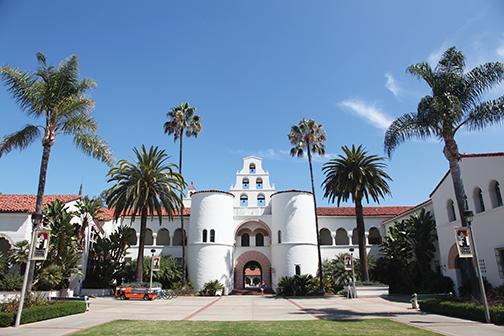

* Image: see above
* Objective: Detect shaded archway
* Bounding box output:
[243,261,262,288]
[234,251,271,289]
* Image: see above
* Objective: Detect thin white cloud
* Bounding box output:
[385,73,401,97]
[497,44,504,58]
[339,99,393,130]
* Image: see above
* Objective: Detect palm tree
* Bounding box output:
[322,145,391,281]
[288,118,326,293]
[164,102,202,286]
[384,47,504,227]
[105,145,185,282]
[0,53,112,291]
[75,196,104,248]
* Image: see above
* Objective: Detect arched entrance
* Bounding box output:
[234,251,271,289]
[243,261,262,288]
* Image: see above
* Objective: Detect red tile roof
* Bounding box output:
[107,207,191,219]
[316,206,413,217]
[0,194,81,213]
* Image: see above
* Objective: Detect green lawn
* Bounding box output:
[74,319,440,336]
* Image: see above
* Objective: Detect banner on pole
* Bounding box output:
[32,229,50,260]
[344,254,353,271]
[454,227,473,258]
[152,256,161,271]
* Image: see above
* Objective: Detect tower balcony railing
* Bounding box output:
[234,206,271,216]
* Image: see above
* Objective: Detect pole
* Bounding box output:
[467,222,491,323]
[149,253,154,289]
[351,252,357,299]
[15,214,41,327]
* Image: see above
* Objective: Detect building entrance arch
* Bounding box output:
[234,251,271,289]
[243,261,262,288]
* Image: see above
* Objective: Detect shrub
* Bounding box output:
[0,301,86,327]
[420,299,504,325]
[0,293,49,313]
[277,275,319,296]
[0,273,23,291]
[198,280,224,296]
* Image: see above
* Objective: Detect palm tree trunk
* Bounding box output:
[355,196,369,282]
[178,133,187,287]
[306,144,325,293]
[26,143,52,293]
[443,137,468,227]
[136,208,148,282]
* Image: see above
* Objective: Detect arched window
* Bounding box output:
[249,163,256,173]
[240,194,248,207]
[319,228,332,245]
[173,228,186,246]
[335,228,349,245]
[490,180,503,208]
[157,228,170,246]
[144,229,153,245]
[255,233,264,246]
[368,227,382,245]
[202,229,208,243]
[210,229,215,242]
[447,199,456,222]
[241,233,250,247]
[256,178,263,189]
[295,265,301,276]
[242,178,249,189]
[257,194,265,207]
[473,187,485,213]
[277,230,282,244]
[128,228,137,245]
[351,228,359,245]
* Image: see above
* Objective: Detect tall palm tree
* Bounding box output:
[75,196,104,248]
[164,102,202,286]
[322,145,391,281]
[0,53,112,291]
[288,118,326,293]
[106,145,185,282]
[384,47,504,227]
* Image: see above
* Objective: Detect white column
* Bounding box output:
[152,233,157,246]
[331,231,336,246]
[136,233,140,246]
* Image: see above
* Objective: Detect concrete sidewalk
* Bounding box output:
[0,296,502,335]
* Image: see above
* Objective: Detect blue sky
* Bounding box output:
[1,0,503,207]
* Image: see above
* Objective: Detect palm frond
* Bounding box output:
[384,113,433,157]
[288,119,326,157]
[461,95,504,132]
[61,112,97,134]
[73,133,113,166]
[0,125,41,157]
[406,62,435,88]
[164,103,202,140]
[463,62,504,110]
[436,47,465,76]
[0,66,43,116]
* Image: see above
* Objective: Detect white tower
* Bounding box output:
[270,190,318,289]
[187,190,235,293]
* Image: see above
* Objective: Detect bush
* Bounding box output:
[0,273,23,291]
[198,280,224,296]
[420,299,504,325]
[277,275,319,296]
[0,301,86,327]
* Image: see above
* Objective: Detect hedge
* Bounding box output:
[0,301,86,327]
[419,299,504,325]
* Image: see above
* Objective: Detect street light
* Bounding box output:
[464,210,491,323]
[149,249,156,289]
[349,248,356,299]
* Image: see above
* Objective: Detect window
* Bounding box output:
[241,233,250,247]
[0,237,11,254]
[256,233,264,246]
[368,227,382,245]
[319,228,332,245]
[240,194,248,207]
[351,228,358,245]
[490,181,503,208]
[447,199,456,222]
[173,229,186,246]
[256,178,263,189]
[202,229,208,243]
[128,228,137,246]
[473,187,485,213]
[157,228,170,246]
[210,229,215,242]
[277,230,282,243]
[335,228,349,245]
[295,265,301,276]
[144,229,154,245]
[242,178,249,190]
[257,194,265,207]
[249,163,256,173]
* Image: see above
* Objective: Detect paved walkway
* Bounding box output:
[0,296,502,335]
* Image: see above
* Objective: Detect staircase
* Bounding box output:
[230,288,275,295]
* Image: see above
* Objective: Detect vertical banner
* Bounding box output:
[152,256,161,271]
[32,229,50,260]
[344,254,353,271]
[454,227,473,258]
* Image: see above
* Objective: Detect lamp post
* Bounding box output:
[15,212,43,327]
[464,210,491,323]
[349,248,357,299]
[149,249,156,289]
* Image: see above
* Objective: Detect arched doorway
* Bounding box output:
[234,250,271,289]
[243,261,262,288]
